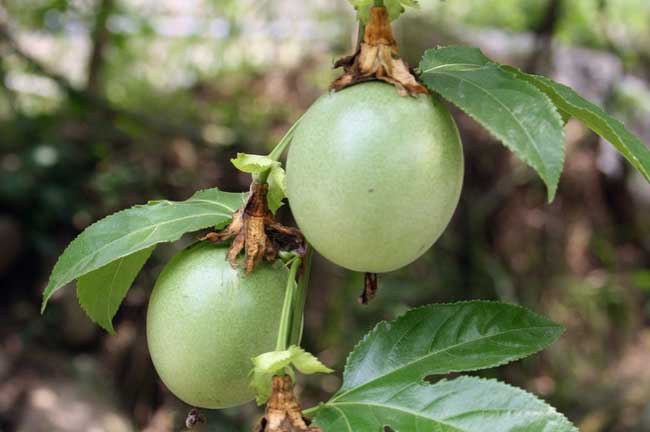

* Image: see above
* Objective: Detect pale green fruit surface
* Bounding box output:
[286,82,464,273]
[146,242,288,409]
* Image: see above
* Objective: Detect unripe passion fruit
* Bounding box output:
[286,82,464,273]
[146,242,288,409]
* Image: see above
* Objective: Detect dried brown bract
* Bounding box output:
[201,182,304,273]
[359,272,379,305]
[185,408,206,429]
[255,376,320,432]
[331,7,428,96]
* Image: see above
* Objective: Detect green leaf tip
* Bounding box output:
[76,246,155,333]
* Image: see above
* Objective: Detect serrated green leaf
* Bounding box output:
[76,246,154,334]
[312,376,577,431]
[419,46,565,201]
[502,65,650,183]
[288,346,334,375]
[42,188,244,311]
[335,301,563,398]
[309,302,572,431]
[267,164,287,214]
[231,153,276,174]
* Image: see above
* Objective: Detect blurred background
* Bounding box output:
[1,0,650,430]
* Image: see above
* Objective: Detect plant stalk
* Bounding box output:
[275,256,302,351]
[256,115,302,184]
[290,248,313,346]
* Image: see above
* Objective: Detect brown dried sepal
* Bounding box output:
[255,375,320,432]
[201,182,304,273]
[185,408,206,429]
[331,6,428,96]
[359,272,379,305]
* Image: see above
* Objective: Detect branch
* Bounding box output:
[525,0,562,73]
[0,21,213,146]
[86,0,115,95]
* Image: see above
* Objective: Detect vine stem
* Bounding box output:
[302,405,317,418]
[290,248,312,345]
[256,114,303,184]
[268,114,304,161]
[275,256,303,351]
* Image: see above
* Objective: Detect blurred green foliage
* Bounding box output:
[1,1,650,431]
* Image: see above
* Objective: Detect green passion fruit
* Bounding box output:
[146,242,288,408]
[286,82,464,273]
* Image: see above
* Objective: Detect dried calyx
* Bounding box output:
[331,6,427,96]
[255,376,320,432]
[359,272,379,305]
[202,182,304,273]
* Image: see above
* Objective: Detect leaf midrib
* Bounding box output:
[102,256,124,328]
[323,400,465,431]
[51,205,233,292]
[422,63,486,73]
[325,400,562,431]
[332,325,560,402]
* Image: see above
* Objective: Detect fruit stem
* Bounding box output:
[255,114,303,184]
[268,115,304,161]
[275,256,302,352]
[290,247,313,345]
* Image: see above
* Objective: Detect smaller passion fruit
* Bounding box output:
[146,242,288,408]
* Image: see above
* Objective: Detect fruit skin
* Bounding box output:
[286,82,463,273]
[146,242,288,409]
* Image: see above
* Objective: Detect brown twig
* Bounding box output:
[359,272,379,305]
[255,376,320,432]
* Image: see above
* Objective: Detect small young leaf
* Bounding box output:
[384,0,405,21]
[311,376,577,431]
[76,246,154,333]
[419,46,565,201]
[288,346,334,375]
[267,164,287,214]
[42,188,244,311]
[503,66,650,183]
[231,153,276,174]
[252,350,294,373]
[250,345,332,404]
[336,301,563,397]
[384,0,419,20]
[349,0,418,23]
